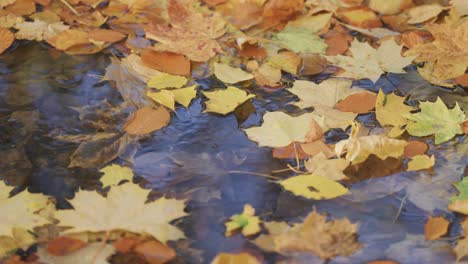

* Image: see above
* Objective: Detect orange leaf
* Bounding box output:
[0,27,14,55]
[455,74,468,87]
[335,92,377,113]
[403,141,427,158]
[461,121,468,135]
[5,0,35,15]
[124,106,171,135]
[272,142,311,159]
[239,43,267,60]
[141,50,191,76]
[263,0,304,26]
[336,6,382,28]
[113,236,144,253]
[202,0,227,6]
[46,237,87,256]
[134,240,176,264]
[425,216,450,240]
[48,29,90,51]
[324,30,351,55]
[88,29,126,43]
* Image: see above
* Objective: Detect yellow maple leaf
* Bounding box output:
[225,204,261,237]
[99,164,134,188]
[55,182,187,244]
[279,174,348,200]
[202,86,254,115]
[147,85,197,110]
[375,90,413,137]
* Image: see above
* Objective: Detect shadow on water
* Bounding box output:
[0,43,467,263]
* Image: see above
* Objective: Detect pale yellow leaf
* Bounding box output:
[375,89,413,137]
[14,20,69,41]
[202,86,254,115]
[171,84,197,107]
[147,73,188,89]
[225,204,261,237]
[214,63,254,84]
[407,154,435,171]
[305,152,350,181]
[407,4,444,24]
[147,90,176,110]
[279,174,348,200]
[99,164,134,188]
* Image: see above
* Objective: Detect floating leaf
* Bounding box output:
[0,27,14,54]
[279,174,348,200]
[99,164,134,188]
[147,73,188,89]
[376,90,413,137]
[141,50,191,76]
[55,182,187,243]
[305,152,350,181]
[214,63,254,84]
[134,240,176,264]
[406,97,465,145]
[268,51,301,75]
[273,26,327,54]
[211,252,260,264]
[407,155,435,171]
[123,106,171,135]
[334,91,377,114]
[425,216,449,241]
[202,86,254,115]
[225,204,261,237]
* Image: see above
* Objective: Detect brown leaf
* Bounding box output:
[300,54,327,76]
[48,29,91,51]
[455,74,468,87]
[403,141,428,158]
[336,6,382,28]
[324,29,352,55]
[344,155,403,183]
[211,252,261,264]
[0,27,14,54]
[33,0,50,6]
[202,0,227,6]
[425,216,449,241]
[230,1,264,30]
[141,50,191,76]
[239,43,267,60]
[335,92,377,113]
[46,237,87,256]
[272,142,311,159]
[124,106,170,135]
[134,240,176,264]
[462,121,468,134]
[5,0,35,15]
[113,236,145,253]
[301,140,335,157]
[263,0,304,28]
[88,29,126,43]
[401,31,431,49]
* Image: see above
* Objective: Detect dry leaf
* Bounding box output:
[88,29,126,43]
[368,0,412,15]
[0,27,14,54]
[407,4,444,24]
[424,216,449,241]
[14,20,69,41]
[334,92,377,113]
[141,50,191,76]
[123,106,170,135]
[336,6,382,28]
[305,152,350,181]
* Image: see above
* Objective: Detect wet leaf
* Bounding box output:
[55,182,187,243]
[214,63,254,84]
[38,243,115,264]
[268,51,302,75]
[14,20,69,41]
[99,164,134,188]
[406,97,465,145]
[88,29,126,43]
[424,216,449,241]
[141,50,191,76]
[202,86,255,115]
[451,0,468,16]
[407,154,435,171]
[334,91,377,113]
[225,204,261,237]
[46,237,86,256]
[279,174,348,200]
[0,27,14,54]
[134,240,176,264]
[327,38,414,82]
[124,106,170,135]
[273,26,327,54]
[403,141,428,158]
[376,90,413,137]
[147,74,188,89]
[211,252,260,264]
[336,6,382,28]
[305,152,350,181]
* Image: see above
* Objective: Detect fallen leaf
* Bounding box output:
[37,243,115,264]
[375,90,413,137]
[113,236,143,253]
[254,63,282,87]
[99,164,134,188]
[300,54,328,75]
[202,86,255,115]
[55,182,187,243]
[0,14,24,28]
[268,51,301,75]
[454,218,468,261]
[46,237,86,256]
[141,50,191,76]
[451,0,468,16]
[0,0,15,8]
[367,261,399,264]
[327,38,414,82]
[273,26,327,54]
[238,43,267,60]
[211,252,260,264]
[407,4,444,24]
[0,27,14,54]
[225,204,261,237]
[134,240,176,264]
[243,112,318,148]
[336,6,382,28]
[262,0,304,26]
[335,134,408,165]
[272,142,311,159]
[0,228,36,259]
[254,210,362,259]
[334,92,377,113]
[279,174,348,200]
[455,74,468,87]
[14,20,69,41]
[88,29,126,43]
[145,0,226,61]
[305,152,350,181]
[123,106,171,135]
[341,23,400,39]
[424,216,449,240]
[403,141,428,158]
[307,0,362,14]
[404,20,468,80]
[47,29,91,51]
[170,85,198,108]
[147,90,176,110]
[368,0,412,15]
[407,154,435,171]
[324,27,352,55]
[5,0,35,16]
[147,73,188,89]
[214,63,254,84]
[406,97,465,145]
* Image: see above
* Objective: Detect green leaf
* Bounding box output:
[273,26,327,54]
[406,97,465,144]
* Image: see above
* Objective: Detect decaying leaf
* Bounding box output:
[253,210,362,259]
[279,174,348,200]
[55,182,187,243]
[99,164,134,188]
[123,106,171,135]
[327,38,414,82]
[425,216,449,241]
[225,204,261,237]
[406,97,465,145]
[407,154,435,171]
[202,86,255,115]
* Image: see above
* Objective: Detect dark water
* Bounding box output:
[1,43,467,264]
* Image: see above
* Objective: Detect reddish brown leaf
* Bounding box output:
[336,6,382,28]
[0,27,14,55]
[300,54,327,76]
[134,240,176,264]
[113,236,145,253]
[403,141,428,158]
[455,74,468,87]
[425,216,450,241]
[231,2,264,30]
[238,43,267,60]
[324,30,351,55]
[461,121,468,134]
[272,142,311,159]
[301,140,335,157]
[401,31,431,49]
[88,29,126,43]
[124,106,171,135]
[335,92,377,113]
[141,50,191,76]
[262,0,304,28]
[46,237,87,256]
[33,0,50,6]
